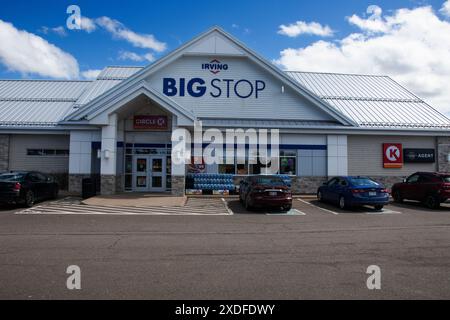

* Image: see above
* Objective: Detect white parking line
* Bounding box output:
[266,209,306,216]
[221,198,234,215]
[297,198,340,215]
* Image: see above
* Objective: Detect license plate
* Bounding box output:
[269,192,278,196]
[369,192,377,197]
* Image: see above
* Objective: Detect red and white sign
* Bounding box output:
[133,115,168,130]
[383,143,403,168]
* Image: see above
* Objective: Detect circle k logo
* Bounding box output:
[386,145,401,161]
[202,59,229,74]
[383,143,403,168]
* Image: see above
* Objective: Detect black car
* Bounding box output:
[0,171,59,207]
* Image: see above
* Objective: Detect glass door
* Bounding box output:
[149,156,166,192]
[133,156,150,192]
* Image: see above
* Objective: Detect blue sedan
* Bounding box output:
[317,177,390,210]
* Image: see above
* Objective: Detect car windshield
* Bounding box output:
[255,177,285,185]
[349,178,380,187]
[0,173,25,182]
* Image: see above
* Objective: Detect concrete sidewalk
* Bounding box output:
[82,193,187,207]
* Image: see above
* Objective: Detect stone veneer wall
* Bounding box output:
[68,174,92,194]
[172,175,185,196]
[291,176,329,194]
[437,137,450,172]
[366,176,407,190]
[0,134,10,172]
[101,175,116,195]
[115,174,124,193]
[233,175,328,194]
[52,173,69,190]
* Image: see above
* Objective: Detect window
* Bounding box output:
[280,157,296,175]
[407,175,420,183]
[327,178,339,186]
[27,149,69,156]
[350,178,379,187]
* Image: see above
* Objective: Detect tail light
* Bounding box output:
[380,189,389,194]
[442,183,450,189]
[13,182,21,191]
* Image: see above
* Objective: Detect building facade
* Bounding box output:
[1,27,450,195]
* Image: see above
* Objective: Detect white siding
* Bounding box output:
[146,56,336,121]
[9,134,70,173]
[348,135,437,176]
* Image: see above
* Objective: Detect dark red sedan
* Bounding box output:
[239,175,292,212]
[392,172,450,209]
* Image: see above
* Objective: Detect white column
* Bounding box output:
[100,113,118,176]
[171,119,188,196]
[327,135,348,176]
[69,131,95,194]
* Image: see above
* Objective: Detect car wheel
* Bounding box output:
[425,195,440,210]
[317,191,323,202]
[24,191,35,208]
[338,196,346,210]
[283,205,292,212]
[393,190,403,203]
[374,205,384,211]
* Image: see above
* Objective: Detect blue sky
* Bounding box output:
[1,0,450,113]
[0,0,444,75]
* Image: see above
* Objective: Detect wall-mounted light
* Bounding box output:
[104,149,110,159]
[281,85,285,94]
[97,149,101,159]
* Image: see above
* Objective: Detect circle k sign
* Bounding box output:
[383,143,403,168]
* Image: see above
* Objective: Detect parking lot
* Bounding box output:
[0,195,449,299]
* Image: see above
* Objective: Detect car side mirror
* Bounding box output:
[322,182,328,186]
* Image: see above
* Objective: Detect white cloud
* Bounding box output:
[80,16,97,33]
[118,51,155,62]
[95,17,166,52]
[278,21,334,37]
[40,26,67,37]
[347,5,390,33]
[440,1,450,17]
[0,19,79,79]
[81,69,102,80]
[274,5,450,115]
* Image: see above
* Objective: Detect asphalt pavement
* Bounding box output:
[0,196,449,299]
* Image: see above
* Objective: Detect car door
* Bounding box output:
[403,174,420,200]
[27,173,42,199]
[327,178,341,203]
[321,178,337,201]
[36,173,51,198]
[416,174,432,202]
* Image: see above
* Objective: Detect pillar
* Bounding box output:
[68,131,94,194]
[327,135,348,177]
[100,113,118,195]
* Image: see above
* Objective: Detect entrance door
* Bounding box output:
[133,156,166,192]
[149,156,165,192]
